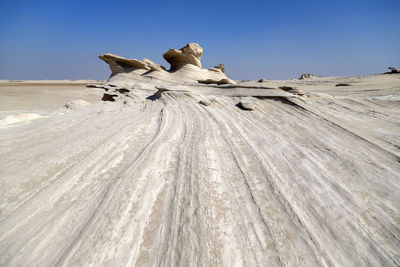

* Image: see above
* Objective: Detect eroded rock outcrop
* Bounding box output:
[299,73,316,80]
[209,64,225,73]
[99,54,166,75]
[96,43,314,105]
[388,67,400,74]
[163,43,203,70]
[198,78,235,85]
[97,43,235,100]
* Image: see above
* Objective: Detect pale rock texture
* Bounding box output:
[197,78,235,85]
[210,64,225,73]
[0,113,45,128]
[199,99,212,106]
[98,43,235,89]
[0,44,400,267]
[163,43,204,70]
[63,99,90,112]
[239,96,258,110]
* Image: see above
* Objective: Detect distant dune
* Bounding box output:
[0,44,399,266]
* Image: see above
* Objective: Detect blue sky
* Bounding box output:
[0,0,399,80]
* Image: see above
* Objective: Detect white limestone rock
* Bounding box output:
[240,97,259,110]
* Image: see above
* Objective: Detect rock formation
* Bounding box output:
[99,53,166,75]
[299,73,316,79]
[1,44,400,267]
[163,43,203,70]
[388,66,400,74]
[197,78,235,85]
[209,63,225,73]
[98,43,235,90]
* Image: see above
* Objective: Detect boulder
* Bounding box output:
[239,97,258,110]
[199,99,212,106]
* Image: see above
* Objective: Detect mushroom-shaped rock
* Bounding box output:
[239,97,259,110]
[388,67,400,74]
[163,43,204,70]
[98,43,236,100]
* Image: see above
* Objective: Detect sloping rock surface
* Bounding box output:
[0,45,400,266]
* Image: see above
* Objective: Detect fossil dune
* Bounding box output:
[0,44,400,266]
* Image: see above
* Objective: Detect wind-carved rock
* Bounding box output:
[388,67,400,74]
[299,73,316,80]
[209,64,225,73]
[94,44,308,105]
[142,58,166,72]
[198,78,235,85]
[97,43,235,98]
[163,43,204,70]
[99,54,166,75]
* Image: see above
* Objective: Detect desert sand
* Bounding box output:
[0,44,399,266]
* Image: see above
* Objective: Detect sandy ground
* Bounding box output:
[0,74,399,266]
[0,80,103,112]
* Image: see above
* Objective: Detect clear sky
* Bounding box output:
[0,0,399,80]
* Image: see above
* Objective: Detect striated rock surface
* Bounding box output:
[1,45,400,267]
